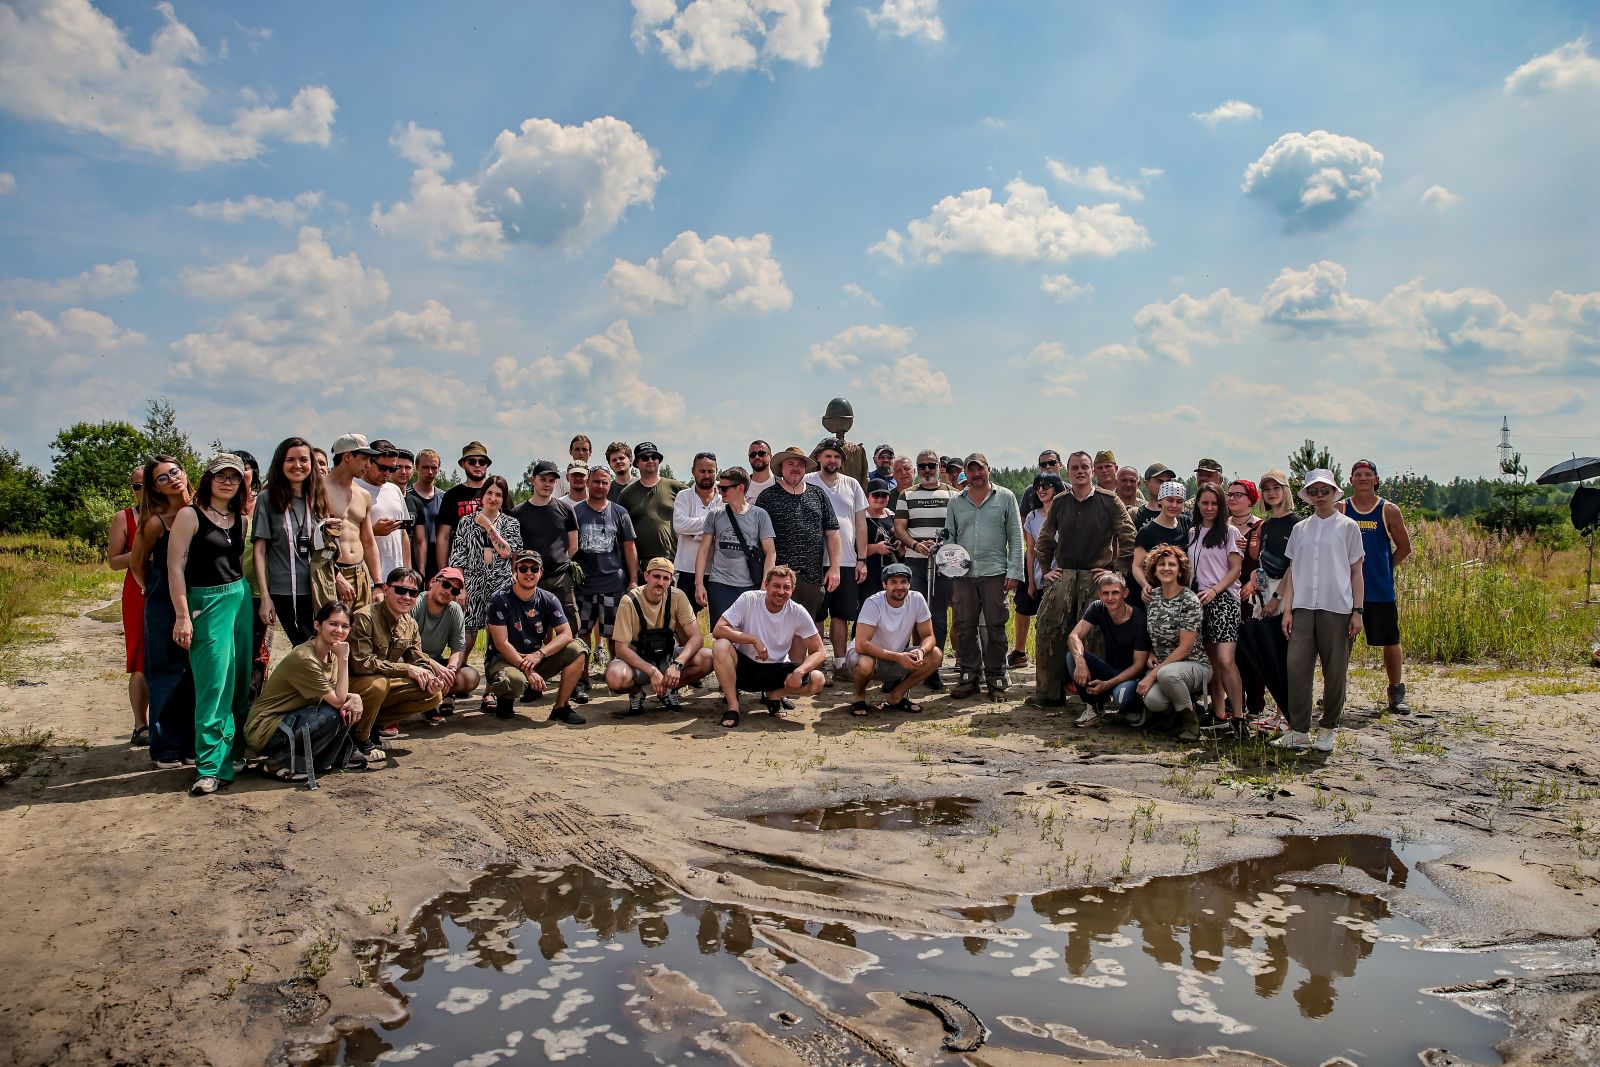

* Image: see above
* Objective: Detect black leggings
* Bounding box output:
[271,592,315,646]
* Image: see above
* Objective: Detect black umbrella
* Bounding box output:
[1536,456,1600,485]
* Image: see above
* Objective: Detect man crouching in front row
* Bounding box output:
[485,549,589,725]
[711,565,826,729]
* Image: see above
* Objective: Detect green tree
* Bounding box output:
[142,395,199,474]
[0,449,48,534]
[46,420,148,538]
[1287,439,1341,513]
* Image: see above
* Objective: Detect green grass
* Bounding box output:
[0,534,120,678]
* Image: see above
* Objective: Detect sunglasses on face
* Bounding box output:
[435,580,463,594]
[388,586,421,598]
[748,450,769,458]
[1306,486,1335,497]
[375,463,398,473]
[917,462,938,470]
[462,458,489,467]
[130,483,143,492]
[515,564,542,575]
[1039,460,1060,467]
[717,483,737,492]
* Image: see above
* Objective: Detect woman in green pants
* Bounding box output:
[168,453,254,796]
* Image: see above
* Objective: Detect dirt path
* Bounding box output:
[2,601,1598,1065]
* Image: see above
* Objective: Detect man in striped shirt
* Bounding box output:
[894,449,955,689]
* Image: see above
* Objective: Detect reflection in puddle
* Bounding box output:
[314,835,1516,1065]
[746,795,978,832]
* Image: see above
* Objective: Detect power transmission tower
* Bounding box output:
[1498,416,1512,471]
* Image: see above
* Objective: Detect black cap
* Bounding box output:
[512,548,543,568]
[529,459,559,478]
[866,478,892,495]
[368,438,399,457]
[634,441,663,462]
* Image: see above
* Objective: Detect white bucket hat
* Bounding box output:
[1298,468,1343,505]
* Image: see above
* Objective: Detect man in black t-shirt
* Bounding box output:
[511,459,581,633]
[1065,572,1151,727]
[484,550,588,724]
[754,446,841,623]
[407,448,444,580]
[435,441,491,573]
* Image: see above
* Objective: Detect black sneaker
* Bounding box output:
[572,680,591,705]
[951,673,980,699]
[551,705,586,725]
[493,695,516,720]
[519,688,541,705]
[622,689,647,716]
[924,672,946,692]
[662,689,682,709]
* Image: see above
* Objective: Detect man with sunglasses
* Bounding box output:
[1020,449,1062,517]
[895,449,956,686]
[486,549,588,724]
[435,441,492,573]
[408,567,480,722]
[361,439,413,584]
[671,452,721,608]
[618,441,688,568]
[1273,469,1365,753]
[745,440,775,501]
[348,567,447,762]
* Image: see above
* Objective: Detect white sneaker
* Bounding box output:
[1075,707,1100,727]
[1271,731,1312,750]
[1312,728,1336,753]
[189,776,220,796]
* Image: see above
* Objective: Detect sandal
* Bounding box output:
[761,694,786,718]
[720,709,740,729]
[260,763,307,783]
[130,724,151,747]
[883,696,924,714]
[850,699,872,717]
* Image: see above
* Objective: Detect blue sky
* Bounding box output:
[1,0,1596,483]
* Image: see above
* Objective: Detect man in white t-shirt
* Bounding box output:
[806,438,869,678]
[360,439,412,588]
[846,563,942,717]
[711,565,826,729]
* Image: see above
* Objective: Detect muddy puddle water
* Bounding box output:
[746,795,978,832]
[319,835,1519,1065]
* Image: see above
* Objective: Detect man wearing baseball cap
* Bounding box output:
[604,557,713,714]
[434,442,492,575]
[410,567,480,723]
[1344,459,1413,713]
[846,562,942,716]
[1135,461,1177,529]
[484,549,589,724]
[871,444,896,488]
[942,452,1024,699]
[1273,469,1365,752]
[511,459,581,652]
[313,433,381,613]
[618,441,689,568]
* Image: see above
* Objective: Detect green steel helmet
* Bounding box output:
[821,397,854,433]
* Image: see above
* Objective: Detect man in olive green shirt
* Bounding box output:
[348,567,446,762]
[617,441,688,566]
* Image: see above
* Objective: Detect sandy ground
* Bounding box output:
[2,599,1599,1066]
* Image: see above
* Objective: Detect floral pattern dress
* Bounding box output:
[448,512,523,630]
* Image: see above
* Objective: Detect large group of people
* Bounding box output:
[109,400,1413,794]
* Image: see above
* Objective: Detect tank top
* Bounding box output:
[1343,496,1394,602]
[185,505,244,588]
[145,513,173,592]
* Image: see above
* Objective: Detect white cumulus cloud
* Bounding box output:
[0,0,336,167]
[607,230,792,313]
[1504,35,1600,96]
[372,117,663,258]
[361,299,478,351]
[1045,160,1158,201]
[1259,260,1378,333]
[0,172,14,194]
[492,319,687,425]
[631,0,831,75]
[803,324,951,402]
[186,191,323,225]
[0,306,149,424]
[841,282,880,307]
[0,260,138,303]
[870,179,1150,265]
[1191,100,1261,127]
[1241,130,1384,232]
[1418,185,1462,211]
[1040,274,1092,303]
[805,323,913,371]
[865,0,944,42]
[1133,289,1261,364]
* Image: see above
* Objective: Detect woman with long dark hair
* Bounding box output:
[449,474,521,659]
[130,454,195,768]
[245,601,363,787]
[252,437,329,645]
[1187,483,1245,734]
[168,453,255,796]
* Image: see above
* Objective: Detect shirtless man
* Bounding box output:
[313,433,383,611]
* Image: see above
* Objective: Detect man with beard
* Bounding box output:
[807,438,869,679]
[894,448,956,689]
[605,557,713,714]
[745,440,775,501]
[573,465,637,703]
[435,442,491,573]
[711,566,827,728]
[846,563,941,717]
[755,446,840,624]
[618,441,688,566]
[510,459,581,654]
[671,452,720,608]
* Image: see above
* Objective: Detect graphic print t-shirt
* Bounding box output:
[574,500,636,595]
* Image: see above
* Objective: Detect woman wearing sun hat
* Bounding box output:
[1272,469,1365,753]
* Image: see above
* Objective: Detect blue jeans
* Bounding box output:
[1064,650,1140,715]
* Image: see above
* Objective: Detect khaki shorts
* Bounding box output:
[485,640,587,697]
[844,648,910,684]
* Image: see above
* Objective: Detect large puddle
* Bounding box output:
[316,835,1520,1065]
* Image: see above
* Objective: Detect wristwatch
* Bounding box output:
[1351,607,1364,614]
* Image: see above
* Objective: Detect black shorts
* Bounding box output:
[1014,584,1042,617]
[734,656,801,693]
[1362,601,1401,647]
[820,575,861,622]
[674,572,701,605]
[791,578,827,621]
[575,591,619,637]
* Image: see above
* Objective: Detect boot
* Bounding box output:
[1387,682,1411,715]
[1173,706,1201,742]
[951,672,980,699]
